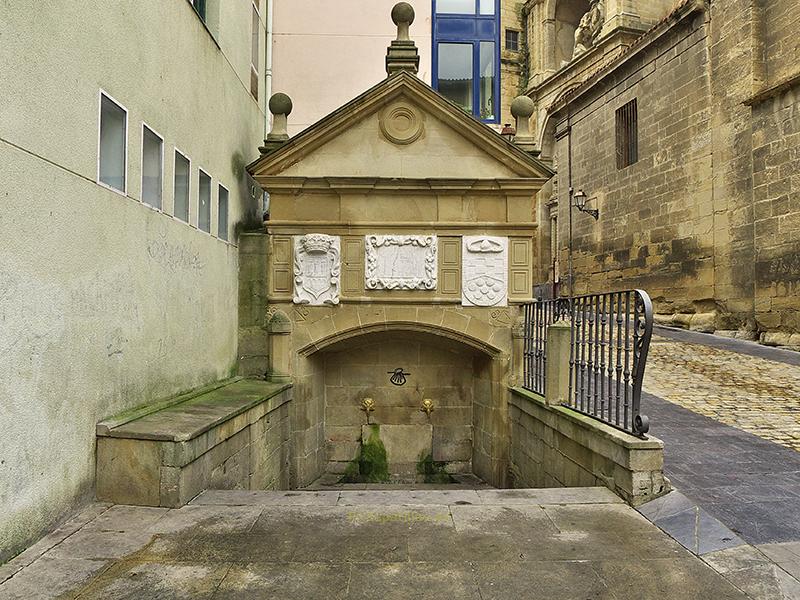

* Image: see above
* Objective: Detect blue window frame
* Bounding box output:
[432,0,500,123]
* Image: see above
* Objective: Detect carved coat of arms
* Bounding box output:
[365,235,437,290]
[293,234,341,305]
[462,236,508,307]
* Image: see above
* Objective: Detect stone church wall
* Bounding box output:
[750,1,800,344]
[554,12,715,319]
[549,1,800,344]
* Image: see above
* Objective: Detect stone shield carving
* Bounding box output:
[462,236,508,307]
[293,234,340,305]
[365,235,437,290]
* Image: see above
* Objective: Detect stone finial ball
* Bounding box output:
[269,93,293,116]
[391,2,415,25]
[510,95,535,119]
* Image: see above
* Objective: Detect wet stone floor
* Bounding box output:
[0,488,771,600]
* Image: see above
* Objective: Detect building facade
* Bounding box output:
[538,0,800,347]
[0,0,267,563]
[248,70,552,488]
[272,0,527,135]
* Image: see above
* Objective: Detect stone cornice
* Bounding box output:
[261,177,550,193]
[744,71,800,107]
[526,28,644,99]
[266,221,539,233]
[546,0,707,115]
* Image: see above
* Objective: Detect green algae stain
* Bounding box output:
[416,452,454,484]
[338,424,390,484]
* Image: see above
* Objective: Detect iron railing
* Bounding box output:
[522,290,654,436]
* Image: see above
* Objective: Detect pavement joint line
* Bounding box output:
[0,503,114,584]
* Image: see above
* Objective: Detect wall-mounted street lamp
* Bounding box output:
[572,188,599,220]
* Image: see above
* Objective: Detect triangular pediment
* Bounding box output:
[248,72,554,182]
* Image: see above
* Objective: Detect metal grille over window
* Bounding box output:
[217,185,229,241]
[615,99,638,169]
[505,29,519,52]
[173,151,190,223]
[141,125,162,209]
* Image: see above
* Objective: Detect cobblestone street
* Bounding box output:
[645,328,800,452]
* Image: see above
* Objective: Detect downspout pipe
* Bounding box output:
[262,0,274,219]
[264,0,274,138]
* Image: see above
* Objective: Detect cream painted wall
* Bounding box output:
[0,0,265,562]
[272,0,433,135]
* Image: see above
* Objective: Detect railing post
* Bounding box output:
[511,316,526,388]
[545,321,571,406]
[267,310,293,383]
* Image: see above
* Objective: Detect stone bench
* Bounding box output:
[96,378,293,507]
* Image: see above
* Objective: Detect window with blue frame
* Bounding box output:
[432,0,500,123]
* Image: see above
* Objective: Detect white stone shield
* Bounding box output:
[462,236,508,307]
[293,234,341,305]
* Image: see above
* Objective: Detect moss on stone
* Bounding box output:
[338,424,390,484]
[359,424,390,483]
[339,459,361,484]
[416,452,454,484]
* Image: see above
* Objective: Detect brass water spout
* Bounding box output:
[360,398,376,424]
[420,399,434,417]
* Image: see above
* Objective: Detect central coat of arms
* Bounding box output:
[293,234,341,305]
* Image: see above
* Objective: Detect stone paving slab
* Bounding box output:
[639,490,746,555]
[336,489,482,506]
[0,490,762,600]
[0,502,111,585]
[477,487,623,505]
[191,489,341,506]
[759,542,800,581]
[646,392,800,545]
[702,545,800,600]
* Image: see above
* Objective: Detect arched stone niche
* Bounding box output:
[555,0,592,67]
[281,305,516,488]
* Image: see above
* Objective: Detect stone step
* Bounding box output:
[190,487,625,507]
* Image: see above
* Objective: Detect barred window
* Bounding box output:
[615,99,638,169]
[505,29,519,52]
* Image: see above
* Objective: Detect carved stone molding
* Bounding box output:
[462,236,508,307]
[365,235,437,290]
[379,101,424,145]
[293,234,341,305]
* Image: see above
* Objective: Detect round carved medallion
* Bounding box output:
[379,102,424,145]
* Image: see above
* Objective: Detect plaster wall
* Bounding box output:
[0,0,265,562]
[272,0,433,136]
